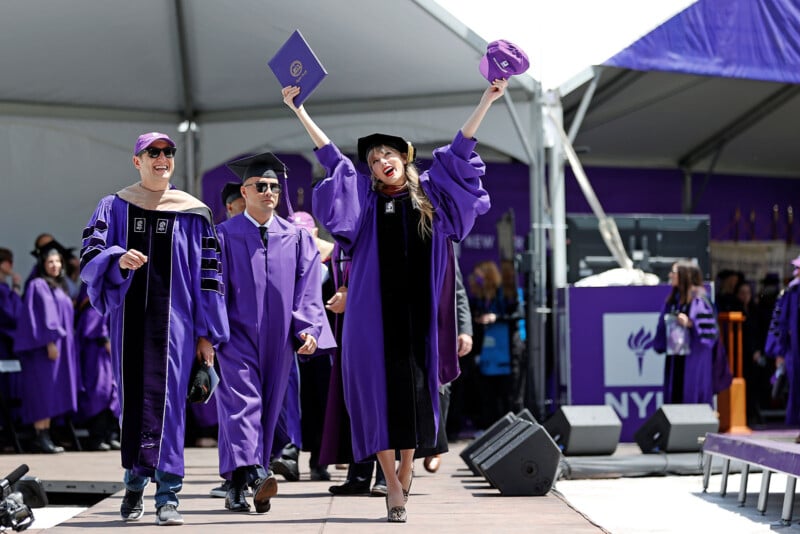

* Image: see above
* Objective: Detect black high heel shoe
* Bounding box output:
[385,495,407,523]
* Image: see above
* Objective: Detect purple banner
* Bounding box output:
[566,285,668,442]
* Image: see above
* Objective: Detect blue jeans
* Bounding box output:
[124,469,183,509]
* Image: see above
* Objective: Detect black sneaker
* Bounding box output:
[120,489,144,521]
[155,503,184,526]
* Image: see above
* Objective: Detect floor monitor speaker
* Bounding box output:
[634,403,719,453]
[543,405,622,455]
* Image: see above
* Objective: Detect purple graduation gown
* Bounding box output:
[654,294,718,405]
[75,285,120,421]
[764,281,800,424]
[0,283,21,360]
[0,283,22,414]
[80,191,229,478]
[312,131,490,461]
[13,278,79,424]
[215,214,335,478]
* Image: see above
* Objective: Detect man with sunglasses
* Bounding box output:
[213,151,335,514]
[80,132,229,526]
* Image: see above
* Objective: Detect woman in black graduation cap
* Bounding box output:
[13,240,80,453]
[282,79,506,522]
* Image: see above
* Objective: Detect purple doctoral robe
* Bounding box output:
[272,355,303,459]
[80,187,229,478]
[75,284,120,421]
[13,278,79,424]
[0,283,21,360]
[764,281,800,425]
[654,294,719,405]
[215,214,335,478]
[312,131,490,461]
[0,283,22,414]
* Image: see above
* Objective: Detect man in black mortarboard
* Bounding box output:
[213,151,335,513]
[220,182,245,219]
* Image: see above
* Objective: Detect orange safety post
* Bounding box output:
[717,311,752,434]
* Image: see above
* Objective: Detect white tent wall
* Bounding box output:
[0,0,541,279]
[0,116,177,277]
[196,102,534,170]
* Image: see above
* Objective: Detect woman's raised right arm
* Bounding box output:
[282,85,330,149]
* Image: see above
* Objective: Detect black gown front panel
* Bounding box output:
[121,206,175,470]
[376,192,435,450]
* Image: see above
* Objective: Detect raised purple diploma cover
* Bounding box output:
[268,29,328,107]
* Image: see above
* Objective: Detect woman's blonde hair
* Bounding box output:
[369,146,434,238]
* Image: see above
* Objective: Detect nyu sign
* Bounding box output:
[566,286,667,441]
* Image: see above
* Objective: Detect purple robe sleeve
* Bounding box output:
[421,131,492,241]
[292,229,336,352]
[79,302,109,342]
[312,143,371,253]
[689,296,718,349]
[13,279,66,352]
[79,195,133,315]
[765,288,790,357]
[192,221,229,346]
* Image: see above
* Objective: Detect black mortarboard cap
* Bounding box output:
[225,152,287,183]
[187,360,212,403]
[225,151,295,218]
[220,182,243,206]
[33,239,69,261]
[357,133,415,163]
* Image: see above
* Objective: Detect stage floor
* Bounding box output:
[2,436,799,533]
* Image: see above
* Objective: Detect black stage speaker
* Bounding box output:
[543,405,622,455]
[460,412,517,475]
[634,403,719,453]
[470,419,532,480]
[475,418,561,496]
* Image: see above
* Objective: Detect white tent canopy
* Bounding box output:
[0,0,541,275]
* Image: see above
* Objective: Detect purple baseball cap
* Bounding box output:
[288,211,317,232]
[134,131,176,155]
[479,39,530,82]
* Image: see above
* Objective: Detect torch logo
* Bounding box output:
[627,327,655,375]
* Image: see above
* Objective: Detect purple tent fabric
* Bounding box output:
[606,0,800,84]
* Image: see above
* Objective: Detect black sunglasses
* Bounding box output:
[245,182,282,194]
[141,146,177,159]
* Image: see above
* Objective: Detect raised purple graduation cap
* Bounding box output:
[479,39,530,82]
[225,152,294,216]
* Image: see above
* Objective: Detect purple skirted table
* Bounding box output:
[702,430,800,524]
